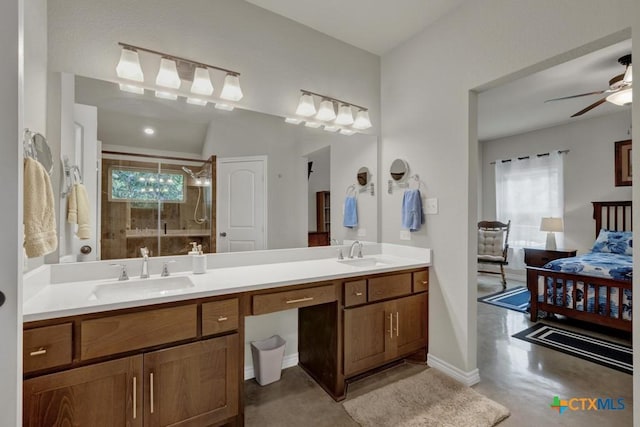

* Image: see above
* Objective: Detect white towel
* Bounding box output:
[23,157,58,257]
[68,183,91,240]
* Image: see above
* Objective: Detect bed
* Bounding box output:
[527,201,632,332]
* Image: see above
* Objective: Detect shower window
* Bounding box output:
[109,167,186,203]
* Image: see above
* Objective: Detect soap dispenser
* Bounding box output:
[192,244,207,274]
[188,242,199,255]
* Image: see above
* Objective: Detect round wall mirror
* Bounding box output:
[26,131,54,175]
[389,159,409,181]
[357,167,370,186]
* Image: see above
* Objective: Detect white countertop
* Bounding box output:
[23,244,431,323]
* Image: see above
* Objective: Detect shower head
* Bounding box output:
[182,166,196,178]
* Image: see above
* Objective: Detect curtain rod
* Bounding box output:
[489,149,570,165]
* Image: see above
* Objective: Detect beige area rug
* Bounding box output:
[343,369,510,427]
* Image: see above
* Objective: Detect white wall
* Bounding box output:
[1,0,22,424]
[47,0,380,133]
[307,147,330,232]
[482,110,632,256]
[381,0,633,377]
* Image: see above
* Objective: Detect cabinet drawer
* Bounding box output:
[80,304,197,360]
[413,270,429,292]
[24,323,72,373]
[368,273,412,302]
[253,284,336,315]
[202,298,239,336]
[344,280,367,307]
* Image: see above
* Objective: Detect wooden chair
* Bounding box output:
[477,220,510,289]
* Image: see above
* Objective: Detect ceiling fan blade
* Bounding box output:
[571,97,607,117]
[544,90,606,102]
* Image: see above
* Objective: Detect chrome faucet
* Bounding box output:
[161,260,175,277]
[348,240,363,259]
[331,239,344,260]
[140,247,150,278]
[111,263,129,281]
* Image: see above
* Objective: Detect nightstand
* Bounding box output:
[524,248,577,268]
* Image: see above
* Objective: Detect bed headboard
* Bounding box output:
[592,201,632,236]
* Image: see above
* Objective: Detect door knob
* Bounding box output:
[219,232,227,237]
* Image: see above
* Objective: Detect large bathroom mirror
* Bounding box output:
[50,75,378,263]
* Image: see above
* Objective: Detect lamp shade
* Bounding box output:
[335,104,354,125]
[315,99,336,121]
[295,93,316,117]
[540,217,564,232]
[606,88,633,106]
[352,109,372,130]
[156,58,181,89]
[116,48,144,82]
[220,74,243,101]
[190,67,214,96]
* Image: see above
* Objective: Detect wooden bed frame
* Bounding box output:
[527,201,632,332]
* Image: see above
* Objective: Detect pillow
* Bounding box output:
[591,229,633,256]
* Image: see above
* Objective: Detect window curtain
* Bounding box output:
[495,151,564,269]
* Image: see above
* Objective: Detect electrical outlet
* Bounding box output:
[357,228,367,237]
[425,198,438,214]
[400,230,411,240]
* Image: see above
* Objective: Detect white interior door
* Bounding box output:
[217,157,266,252]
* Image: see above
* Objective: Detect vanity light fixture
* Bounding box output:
[116,47,144,82]
[186,97,208,106]
[215,103,234,111]
[292,90,371,135]
[304,121,322,128]
[156,58,181,89]
[316,99,337,121]
[115,42,243,105]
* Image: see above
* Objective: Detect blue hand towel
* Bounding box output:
[402,189,424,232]
[343,196,358,228]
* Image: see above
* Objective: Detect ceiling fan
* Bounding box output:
[545,54,632,117]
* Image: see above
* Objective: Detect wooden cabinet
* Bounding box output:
[524,248,577,267]
[24,355,143,426]
[344,293,427,376]
[144,335,239,427]
[316,191,330,233]
[24,335,238,427]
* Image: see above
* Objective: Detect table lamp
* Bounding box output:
[540,217,564,250]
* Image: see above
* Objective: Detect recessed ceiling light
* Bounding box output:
[143,127,155,135]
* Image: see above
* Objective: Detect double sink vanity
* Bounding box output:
[22,243,431,426]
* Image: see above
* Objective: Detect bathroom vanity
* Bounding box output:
[22,245,430,426]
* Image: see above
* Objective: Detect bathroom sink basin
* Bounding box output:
[337,257,390,268]
[90,276,195,302]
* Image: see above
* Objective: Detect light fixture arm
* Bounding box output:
[118,42,240,76]
[300,89,367,111]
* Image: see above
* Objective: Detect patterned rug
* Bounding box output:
[478,286,530,313]
[513,323,632,374]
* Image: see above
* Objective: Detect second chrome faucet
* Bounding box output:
[140,247,150,278]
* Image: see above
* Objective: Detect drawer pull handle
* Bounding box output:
[286,297,314,304]
[389,313,393,339]
[30,348,47,356]
[396,312,400,337]
[217,316,228,322]
[150,372,154,414]
[421,281,428,285]
[133,376,137,419]
[355,292,363,296]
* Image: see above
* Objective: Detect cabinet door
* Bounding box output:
[394,294,428,357]
[143,334,239,427]
[344,301,394,376]
[23,355,143,427]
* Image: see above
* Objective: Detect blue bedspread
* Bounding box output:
[537,252,632,320]
[543,252,632,281]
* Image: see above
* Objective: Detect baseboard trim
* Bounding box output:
[427,353,481,387]
[244,353,299,380]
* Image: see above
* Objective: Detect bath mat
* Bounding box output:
[343,368,510,427]
[513,323,632,374]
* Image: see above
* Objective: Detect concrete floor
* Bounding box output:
[244,276,633,426]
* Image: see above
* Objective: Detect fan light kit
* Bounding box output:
[545,54,632,117]
[115,42,243,108]
[288,90,372,136]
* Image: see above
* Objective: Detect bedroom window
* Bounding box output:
[495,151,564,267]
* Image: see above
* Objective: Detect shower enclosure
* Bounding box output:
[100,152,215,260]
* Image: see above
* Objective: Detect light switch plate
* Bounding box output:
[425,198,438,214]
[400,230,411,240]
[357,228,367,237]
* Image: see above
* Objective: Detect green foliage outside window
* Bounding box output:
[111,168,185,203]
